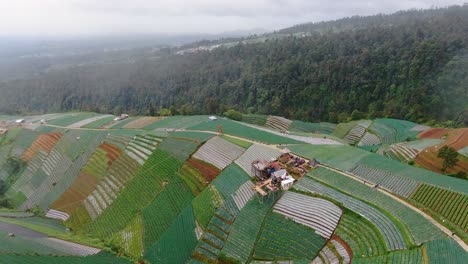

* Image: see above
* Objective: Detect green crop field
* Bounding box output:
[221,197,277,263]
[143,115,210,130]
[373,119,419,142]
[252,212,326,261]
[144,206,197,264]
[308,168,445,245]
[192,185,224,228]
[158,137,200,161]
[289,120,336,134]
[0,252,131,264]
[241,114,268,126]
[169,131,215,143]
[47,113,97,127]
[142,176,194,248]
[335,213,387,257]
[289,144,468,194]
[177,163,208,195]
[410,184,467,240]
[212,164,250,199]
[84,149,183,238]
[81,116,114,129]
[188,119,301,144]
[424,238,468,264]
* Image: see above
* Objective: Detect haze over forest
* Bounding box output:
[0,2,467,127]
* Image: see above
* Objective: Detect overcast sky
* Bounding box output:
[0,0,463,36]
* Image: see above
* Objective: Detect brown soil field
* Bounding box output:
[100,142,122,164]
[21,132,63,161]
[50,172,98,214]
[188,158,221,182]
[122,116,164,129]
[415,128,468,174]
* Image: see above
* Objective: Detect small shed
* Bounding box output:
[208,116,217,121]
[15,119,25,124]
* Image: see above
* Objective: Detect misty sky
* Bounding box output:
[0,0,463,36]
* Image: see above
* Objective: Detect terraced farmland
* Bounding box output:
[289,120,336,134]
[241,114,268,126]
[252,212,326,261]
[273,192,342,239]
[296,177,407,250]
[350,164,420,198]
[265,115,292,131]
[192,136,245,169]
[410,184,467,235]
[335,213,387,257]
[307,168,445,244]
[188,119,301,144]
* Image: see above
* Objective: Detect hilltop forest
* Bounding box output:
[0,6,467,125]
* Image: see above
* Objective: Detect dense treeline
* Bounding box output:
[0,6,467,125]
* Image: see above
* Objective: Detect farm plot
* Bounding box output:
[79,151,143,220]
[387,248,423,264]
[0,228,99,256]
[9,129,40,157]
[145,206,197,264]
[67,115,113,128]
[177,163,209,195]
[192,185,224,228]
[21,132,63,162]
[242,114,268,126]
[169,131,215,143]
[358,132,381,146]
[112,214,144,258]
[124,134,162,165]
[142,176,194,248]
[122,117,164,129]
[368,122,397,145]
[308,168,445,244]
[143,115,210,130]
[289,120,336,134]
[158,137,198,162]
[253,212,326,261]
[343,121,371,145]
[221,197,277,263]
[331,121,360,139]
[373,119,419,142]
[188,159,221,182]
[212,164,250,201]
[108,117,140,129]
[191,207,236,262]
[311,243,339,264]
[0,252,131,264]
[84,149,183,238]
[273,192,342,239]
[335,213,387,257]
[188,119,301,144]
[265,115,292,131]
[47,113,96,127]
[193,136,245,170]
[81,116,115,129]
[410,184,467,233]
[235,144,281,176]
[295,176,407,250]
[424,238,468,264]
[385,143,419,162]
[350,164,419,198]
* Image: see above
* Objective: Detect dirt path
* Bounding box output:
[321,165,468,251]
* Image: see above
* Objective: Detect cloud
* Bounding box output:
[0,0,462,36]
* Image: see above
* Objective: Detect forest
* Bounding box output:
[0,6,467,125]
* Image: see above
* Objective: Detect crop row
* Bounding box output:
[308,168,444,245]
